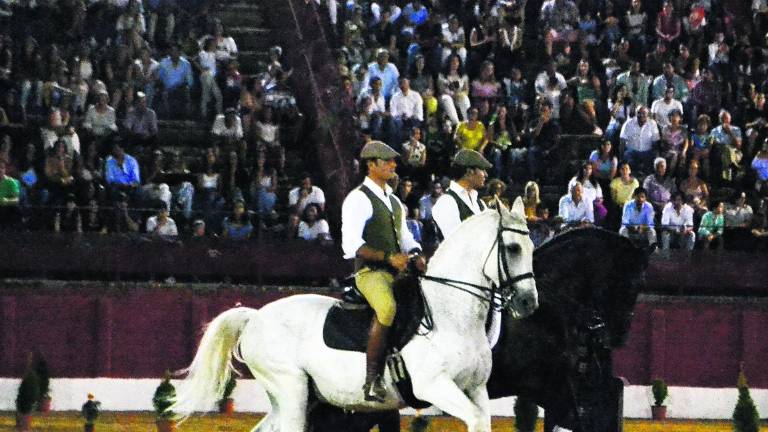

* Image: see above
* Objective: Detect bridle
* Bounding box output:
[421,205,535,312]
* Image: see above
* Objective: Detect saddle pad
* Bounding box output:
[323,303,374,352]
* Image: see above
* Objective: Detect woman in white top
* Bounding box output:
[568,162,606,224]
[252,150,278,217]
[83,91,118,138]
[196,38,223,118]
[437,54,471,126]
[297,203,332,242]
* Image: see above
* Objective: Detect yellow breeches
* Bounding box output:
[355,268,396,327]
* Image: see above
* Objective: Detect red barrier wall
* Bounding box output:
[2,283,767,388]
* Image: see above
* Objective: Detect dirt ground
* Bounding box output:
[2,412,766,432]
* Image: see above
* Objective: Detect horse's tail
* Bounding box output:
[169,306,255,420]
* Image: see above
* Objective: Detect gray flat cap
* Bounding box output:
[360,140,400,160]
[452,149,492,169]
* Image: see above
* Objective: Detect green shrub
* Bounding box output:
[16,368,41,415]
[152,371,176,420]
[651,379,668,407]
[34,354,51,401]
[733,368,760,432]
[514,397,539,432]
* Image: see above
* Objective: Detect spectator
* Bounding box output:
[388,78,423,147]
[363,49,399,100]
[535,62,567,119]
[679,159,710,206]
[207,22,239,63]
[558,181,594,229]
[487,104,524,180]
[454,107,487,153]
[251,150,278,218]
[690,68,721,122]
[606,84,634,143]
[625,0,648,54]
[725,191,754,250]
[288,173,326,215]
[253,106,283,173]
[108,192,139,233]
[44,140,75,206]
[358,76,388,141]
[753,139,768,196]
[643,157,676,212]
[619,106,659,175]
[655,1,681,47]
[614,61,651,108]
[146,205,178,237]
[620,187,656,246]
[82,196,106,234]
[54,193,82,233]
[157,45,193,119]
[540,0,579,43]
[527,100,560,181]
[418,180,443,222]
[711,109,743,184]
[195,37,224,119]
[660,191,695,251]
[123,92,158,148]
[569,162,605,224]
[441,15,467,64]
[651,62,689,103]
[651,85,683,129]
[659,109,688,176]
[482,178,509,208]
[610,160,640,213]
[522,180,542,222]
[568,59,602,105]
[401,126,427,178]
[104,142,141,203]
[191,219,207,238]
[437,54,470,127]
[212,107,244,148]
[222,150,249,204]
[590,140,618,191]
[222,198,253,240]
[83,90,118,150]
[690,114,713,180]
[697,200,725,249]
[406,206,423,243]
[0,160,20,228]
[297,203,332,242]
[470,61,501,105]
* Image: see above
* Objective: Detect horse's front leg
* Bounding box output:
[412,376,491,432]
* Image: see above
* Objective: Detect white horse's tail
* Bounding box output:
[170,306,255,420]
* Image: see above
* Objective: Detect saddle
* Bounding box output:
[322,272,428,353]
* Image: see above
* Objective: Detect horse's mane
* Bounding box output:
[429,209,501,265]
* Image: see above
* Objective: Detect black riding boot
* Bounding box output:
[363,317,390,402]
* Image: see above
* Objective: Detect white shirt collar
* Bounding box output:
[448,180,481,210]
[363,176,393,198]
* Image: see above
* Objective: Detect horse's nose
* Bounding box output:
[515,294,538,317]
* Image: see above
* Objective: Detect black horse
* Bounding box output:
[308,228,650,432]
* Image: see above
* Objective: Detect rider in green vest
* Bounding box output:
[341,141,427,402]
[431,149,493,239]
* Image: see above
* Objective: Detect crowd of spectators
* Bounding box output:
[321,0,768,252]
[0,0,322,243]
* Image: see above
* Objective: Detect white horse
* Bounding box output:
[170,198,538,432]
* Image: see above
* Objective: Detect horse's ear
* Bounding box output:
[495,196,509,212]
[511,196,525,219]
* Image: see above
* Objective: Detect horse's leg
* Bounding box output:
[272,372,310,432]
[467,385,492,431]
[413,376,490,432]
[251,380,280,432]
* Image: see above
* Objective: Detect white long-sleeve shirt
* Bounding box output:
[389,89,424,122]
[431,181,484,239]
[341,176,421,259]
[661,202,694,229]
[558,194,594,224]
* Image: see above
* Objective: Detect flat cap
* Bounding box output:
[452,149,492,169]
[360,140,400,160]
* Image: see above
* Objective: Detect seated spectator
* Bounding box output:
[454,107,487,153]
[522,180,542,222]
[530,206,555,247]
[191,219,207,238]
[750,199,768,250]
[288,173,326,215]
[419,180,443,222]
[251,150,278,218]
[487,104,523,181]
[471,61,501,105]
[558,182,594,229]
[697,200,725,249]
[569,163,606,224]
[590,140,618,189]
[606,84,634,143]
[401,126,426,178]
[406,206,423,243]
[0,160,20,229]
[104,142,141,203]
[83,90,118,151]
[212,107,244,150]
[660,191,695,251]
[297,203,332,242]
[725,191,754,240]
[253,106,284,173]
[82,197,106,234]
[108,192,140,233]
[54,193,82,233]
[679,159,709,206]
[437,54,470,127]
[363,49,400,100]
[441,15,467,64]
[660,109,688,176]
[620,106,659,176]
[158,45,193,119]
[610,161,640,227]
[207,21,239,63]
[527,101,560,181]
[540,0,579,43]
[197,148,225,225]
[123,92,158,149]
[44,140,75,206]
[690,114,713,180]
[240,78,264,137]
[753,139,768,197]
[388,77,423,147]
[643,157,676,212]
[568,59,602,105]
[711,109,743,184]
[614,61,650,109]
[222,198,253,240]
[535,62,567,118]
[690,68,721,122]
[651,86,683,130]
[655,1,681,47]
[141,150,171,210]
[620,187,656,245]
[651,62,689,103]
[482,178,509,209]
[146,205,178,237]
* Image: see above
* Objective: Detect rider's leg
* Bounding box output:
[355,268,396,402]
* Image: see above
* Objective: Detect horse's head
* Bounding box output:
[487,197,538,319]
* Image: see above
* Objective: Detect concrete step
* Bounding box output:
[237,50,270,74]
[216,6,265,27]
[228,26,272,51]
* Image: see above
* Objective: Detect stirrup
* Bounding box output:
[363,376,387,403]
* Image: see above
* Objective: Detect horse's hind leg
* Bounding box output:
[270,372,310,432]
[251,390,280,432]
[413,377,491,432]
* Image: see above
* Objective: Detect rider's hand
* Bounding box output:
[388,253,410,273]
[412,255,427,274]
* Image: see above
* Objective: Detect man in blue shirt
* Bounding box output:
[158,44,194,119]
[105,142,142,204]
[619,187,657,246]
[363,49,400,100]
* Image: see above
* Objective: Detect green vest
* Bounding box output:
[446,189,486,221]
[356,184,402,271]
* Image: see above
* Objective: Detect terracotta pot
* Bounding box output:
[39,396,52,413]
[84,424,95,432]
[15,413,31,432]
[651,405,667,420]
[219,398,235,415]
[156,419,177,432]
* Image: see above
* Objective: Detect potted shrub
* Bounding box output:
[733,366,760,432]
[218,375,236,415]
[34,354,52,413]
[81,393,101,432]
[153,371,177,432]
[514,396,539,432]
[651,378,668,420]
[15,367,41,432]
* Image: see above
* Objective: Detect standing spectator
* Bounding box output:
[104,142,141,203]
[697,200,725,249]
[620,106,660,176]
[222,198,253,240]
[527,101,560,181]
[710,109,743,184]
[195,37,223,119]
[643,157,676,212]
[288,173,326,215]
[620,187,657,245]
[651,86,683,129]
[157,45,193,119]
[297,203,332,242]
[146,205,179,236]
[660,109,688,175]
[0,160,20,228]
[388,78,423,147]
[558,182,594,229]
[660,192,695,251]
[123,92,158,149]
[363,49,400,100]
